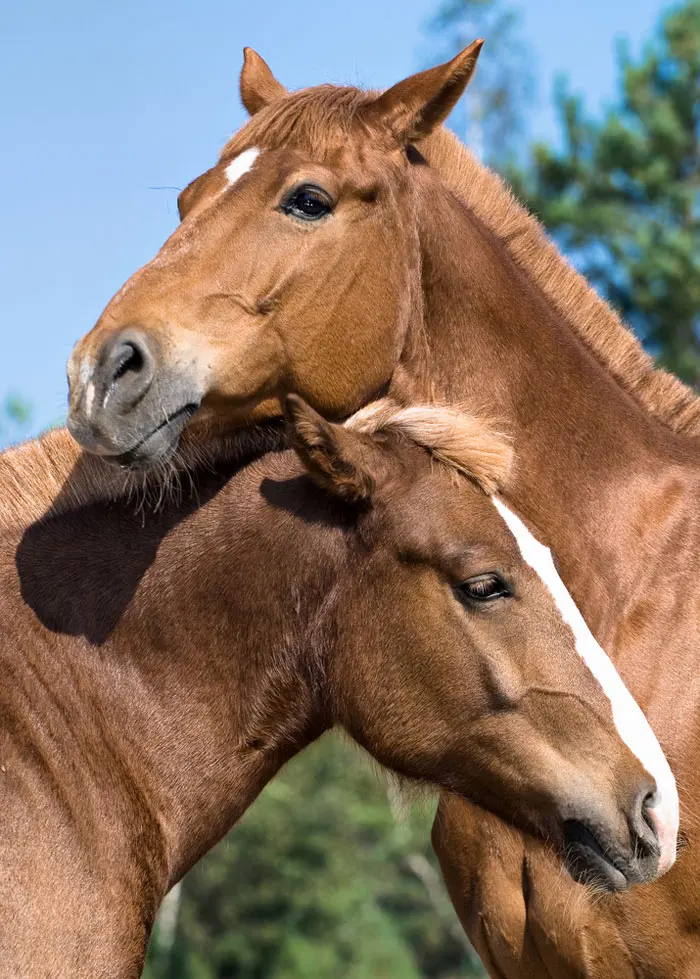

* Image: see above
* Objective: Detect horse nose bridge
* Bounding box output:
[88,241,186,342]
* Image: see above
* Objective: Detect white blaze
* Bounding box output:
[224,147,261,187]
[492,496,679,874]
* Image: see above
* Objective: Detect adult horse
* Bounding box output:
[66,46,700,974]
[1,397,670,977]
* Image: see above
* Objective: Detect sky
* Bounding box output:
[1,0,670,439]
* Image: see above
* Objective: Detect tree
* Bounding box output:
[511,0,700,382]
[426,0,535,165]
[0,393,32,448]
[144,735,484,978]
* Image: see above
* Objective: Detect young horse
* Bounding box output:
[0,398,664,977]
[65,46,699,973]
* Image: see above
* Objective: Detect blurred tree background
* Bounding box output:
[0,394,32,450]
[425,0,535,165]
[511,0,700,382]
[1,1,697,976]
[143,737,482,979]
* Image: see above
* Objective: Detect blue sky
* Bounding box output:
[1,0,669,439]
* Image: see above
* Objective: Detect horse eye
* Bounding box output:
[282,184,333,221]
[458,573,511,603]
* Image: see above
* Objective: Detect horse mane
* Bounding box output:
[0,424,287,526]
[420,127,700,438]
[221,85,373,160]
[1,399,509,527]
[0,430,86,525]
[346,399,512,494]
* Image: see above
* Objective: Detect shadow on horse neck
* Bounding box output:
[0,396,675,977]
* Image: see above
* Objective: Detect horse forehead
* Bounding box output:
[390,475,505,551]
[225,85,374,151]
[178,165,228,219]
[221,137,371,180]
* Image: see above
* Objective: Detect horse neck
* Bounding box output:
[0,442,336,972]
[397,176,700,627]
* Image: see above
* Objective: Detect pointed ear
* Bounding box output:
[285,395,375,504]
[240,48,287,116]
[363,39,483,144]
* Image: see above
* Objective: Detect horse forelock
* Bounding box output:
[345,399,512,495]
[221,84,377,162]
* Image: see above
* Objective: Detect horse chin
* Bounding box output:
[562,820,638,893]
[103,403,199,471]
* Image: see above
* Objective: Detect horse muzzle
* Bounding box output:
[561,784,670,892]
[67,327,201,468]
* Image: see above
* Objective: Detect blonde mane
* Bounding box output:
[421,127,700,437]
[0,402,508,525]
[346,399,512,494]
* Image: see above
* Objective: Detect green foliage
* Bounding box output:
[510,0,700,382]
[427,0,535,164]
[0,393,32,447]
[144,735,484,978]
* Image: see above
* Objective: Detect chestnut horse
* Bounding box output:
[1,397,669,977]
[66,46,700,974]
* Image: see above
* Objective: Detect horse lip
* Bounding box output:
[104,402,200,469]
[562,819,634,893]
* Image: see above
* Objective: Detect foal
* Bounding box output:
[1,399,665,976]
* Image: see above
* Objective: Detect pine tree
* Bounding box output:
[511,0,700,382]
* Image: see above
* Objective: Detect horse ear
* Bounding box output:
[240,48,287,116]
[285,396,375,504]
[363,40,483,144]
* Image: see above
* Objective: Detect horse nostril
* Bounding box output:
[112,342,144,384]
[631,786,661,861]
[101,330,156,414]
[642,790,656,828]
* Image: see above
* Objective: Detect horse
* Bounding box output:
[64,44,700,974]
[1,395,671,976]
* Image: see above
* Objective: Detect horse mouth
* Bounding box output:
[562,820,633,893]
[106,403,200,470]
